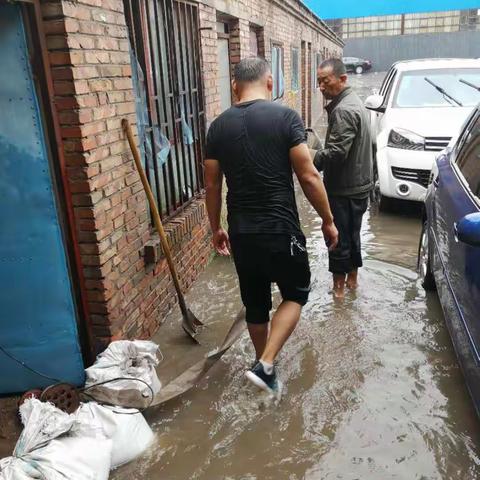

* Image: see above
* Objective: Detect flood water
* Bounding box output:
[112,74,480,480]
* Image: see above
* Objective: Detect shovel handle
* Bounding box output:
[122,119,188,313]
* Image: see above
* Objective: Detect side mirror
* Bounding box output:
[365,94,385,113]
[456,213,480,247]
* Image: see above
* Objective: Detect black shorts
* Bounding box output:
[230,234,311,324]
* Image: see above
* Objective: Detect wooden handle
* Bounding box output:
[122,119,187,312]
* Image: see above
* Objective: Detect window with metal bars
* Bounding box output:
[123,0,206,219]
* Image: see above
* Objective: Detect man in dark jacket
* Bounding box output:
[314,58,373,298]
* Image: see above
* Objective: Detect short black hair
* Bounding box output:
[233,57,271,83]
[319,58,346,77]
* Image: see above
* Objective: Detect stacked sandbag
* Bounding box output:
[84,340,162,409]
[0,399,112,480]
[75,402,154,469]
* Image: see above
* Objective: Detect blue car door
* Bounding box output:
[433,111,480,360]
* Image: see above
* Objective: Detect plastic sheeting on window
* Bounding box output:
[130,46,171,168]
[279,61,285,98]
[272,47,278,99]
[180,103,194,146]
[271,46,285,100]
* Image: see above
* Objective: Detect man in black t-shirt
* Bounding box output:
[204,57,338,396]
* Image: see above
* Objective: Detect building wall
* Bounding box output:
[206,0,343,126]
[38,0,342,354]
[327,8,480,39]
[343,29,480,72]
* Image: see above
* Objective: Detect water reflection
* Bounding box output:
[112,74,480,480]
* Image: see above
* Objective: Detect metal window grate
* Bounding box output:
[124,0,205,219]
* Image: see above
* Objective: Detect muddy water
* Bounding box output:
[112,75,480,480]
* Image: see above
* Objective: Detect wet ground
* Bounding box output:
[112,74,480,480]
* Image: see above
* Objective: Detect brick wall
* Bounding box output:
[200,0,344,125]
[40,0,212,354]
[38,0,342,355]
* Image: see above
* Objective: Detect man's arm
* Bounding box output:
[314,109,358,171]
[204,159,230,255]
[290,143,338,250]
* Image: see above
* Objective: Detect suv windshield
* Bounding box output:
[393,68,480,108]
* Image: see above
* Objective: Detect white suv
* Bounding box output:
[365,58,480,209]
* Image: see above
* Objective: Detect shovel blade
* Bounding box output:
[181,309,204,343]
[187,308,204,327]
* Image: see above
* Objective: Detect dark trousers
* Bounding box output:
[328,196,369,275]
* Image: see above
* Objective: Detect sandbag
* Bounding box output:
[23,435,112,480]
[75,402,154,468]
[84,340,162,408]
[0,399,112,480]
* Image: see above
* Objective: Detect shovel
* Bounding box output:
[122,119,204,342]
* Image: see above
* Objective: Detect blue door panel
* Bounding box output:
[434,154,480,362]
[0,4,85,393]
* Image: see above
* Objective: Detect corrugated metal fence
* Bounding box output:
[344,30,480,72]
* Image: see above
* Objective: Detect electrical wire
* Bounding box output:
[1,344,156,413]
[81,377,155,413]
[0,344,62,384]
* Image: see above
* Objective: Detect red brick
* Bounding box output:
[88,79,113,92]
[62,3,91,20]
[106,91,124,104]
[85,51,110,64]
[78,21,106,36]
[113,78,132,90]
[68,35,96,50]
[96,38,119,50]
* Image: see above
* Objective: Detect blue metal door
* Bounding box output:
[0,4,85,394]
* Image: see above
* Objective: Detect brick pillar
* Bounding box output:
[40,0,145,351]
[256,27,266,58]
[199,4,221,123]
[229,19,250,66]
[228,19,250,104]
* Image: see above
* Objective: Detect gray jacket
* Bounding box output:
[314,87,374,197]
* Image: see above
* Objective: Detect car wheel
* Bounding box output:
[355,65,363,74]
[418,221,436,291]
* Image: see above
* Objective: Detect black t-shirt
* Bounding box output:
[206,99,306,236]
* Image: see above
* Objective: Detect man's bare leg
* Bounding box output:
[247,323,268,361]
[260,301,302,364]
[346,269,358,289]
[333,273,346,298]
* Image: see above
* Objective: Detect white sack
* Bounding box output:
[84,340,162,408]
[0,399,112,480]
[24,435,112,480]
[75,402,154,468]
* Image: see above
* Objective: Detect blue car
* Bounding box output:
[418,103,480,413]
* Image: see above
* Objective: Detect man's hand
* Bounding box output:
[212,228,231,256]
[322,221,339,252]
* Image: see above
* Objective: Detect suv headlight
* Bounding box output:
[387,128,425,150]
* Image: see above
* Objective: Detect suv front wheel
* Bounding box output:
[355,65,363,74]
